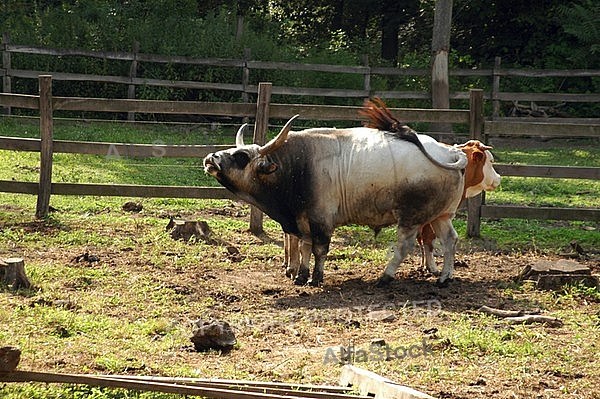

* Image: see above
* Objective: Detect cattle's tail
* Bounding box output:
[359,98,466,170]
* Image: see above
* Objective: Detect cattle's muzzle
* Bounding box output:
[203,153,221,176]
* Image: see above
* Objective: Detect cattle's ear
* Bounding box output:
[257,159,278,174]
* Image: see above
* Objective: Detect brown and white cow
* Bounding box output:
[204,115,467,286]
[418,140,500,275]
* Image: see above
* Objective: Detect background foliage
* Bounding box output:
[0,0,599,110]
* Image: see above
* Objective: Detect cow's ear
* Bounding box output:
[258,159,278,174]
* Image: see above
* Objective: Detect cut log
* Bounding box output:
[517,259,598,290]
[0,258,32,289]
[0,346,21,372]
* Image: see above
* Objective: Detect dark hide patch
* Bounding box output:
[393,178,462,228]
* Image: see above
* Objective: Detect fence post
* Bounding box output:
[2,32,12,116]
[36,75,54,219]
[467,89,484,237]
[242,48,251,104]
[127,40,140,121]
[361,54,370,98]
[492,56,501,118]
[249,82,272,234]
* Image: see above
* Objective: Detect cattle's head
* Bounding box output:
[456,140,501,198]
[203,115,299,196]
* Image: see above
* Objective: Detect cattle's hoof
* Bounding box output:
[307,278,322,287]
[285,267,296,279]
[294,275,309,286]
[435,278,453,288]
[376,275,394,287]
[428,268,441,277]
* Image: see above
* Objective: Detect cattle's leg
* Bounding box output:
[377,226,419,287]
[284,233,301,279]
[420,224,440,276]
[294,239,312,285]
[430,217,459,286]
[303,224,332,287]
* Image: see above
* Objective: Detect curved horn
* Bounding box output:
[236,123,248,147]
[258,115,299,156]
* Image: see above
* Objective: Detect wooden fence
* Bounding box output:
[3,38,600,119]
[0,77,598,237]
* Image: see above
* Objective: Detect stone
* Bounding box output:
[190,320,236,352]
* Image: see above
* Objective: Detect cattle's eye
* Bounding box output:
[232,151,251,169]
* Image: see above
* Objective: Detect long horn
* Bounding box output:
[258,115,299,156]
[236,123,248,147]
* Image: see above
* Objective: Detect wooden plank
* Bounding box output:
[9,69,245,92]
[498,68,600,78]
[493,164,600,179]
[0,137,232,158]
[269,104,469,123]
[136,53,243,67]
[494,92,600,103]
[0,181,38,194]
[50,183,235,199]
[485,120,600,137]
[0,93,40,109]
[0,371,326,399]
[270,86,368,98]
[493,117,600,125]
[100,375,359,395]
[340,365,436,399]
[7,44,135,61]
[101,375,365,399]
[0,136,41,151]
[53,97,255,116]
[247,60,369,74]
[0,181,235,199]
[481,205,600,222]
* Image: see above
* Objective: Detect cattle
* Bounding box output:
[418,140,500,274]
[281,99,500,284]
[203,114,468,287]
[359,98,501,277]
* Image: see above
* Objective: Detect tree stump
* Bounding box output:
[517,259,598,291]
[0,346,21,372]
[0,258,32,290]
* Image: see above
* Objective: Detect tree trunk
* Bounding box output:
[430,0,453,136]
[381,14,399,63]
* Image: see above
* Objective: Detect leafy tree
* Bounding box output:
[555,0,600,68]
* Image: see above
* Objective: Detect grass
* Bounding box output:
[0,117,599,398]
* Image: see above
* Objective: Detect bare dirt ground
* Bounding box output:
[2,203,600,399]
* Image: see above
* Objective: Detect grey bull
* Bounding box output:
[203,116,467,286]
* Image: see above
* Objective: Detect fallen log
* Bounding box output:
[478,305,562,328]
[504,315,563,328]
